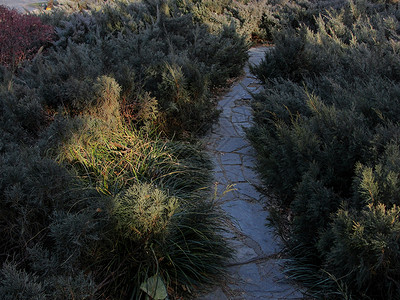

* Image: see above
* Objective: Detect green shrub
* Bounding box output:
[0,147,101,299]
[248,0,400,298]
[21,0,248,137]
[322,203,400,299]
[0,0,263,298]
[251,1,400,84]
[52,114,228,297]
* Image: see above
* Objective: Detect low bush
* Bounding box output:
[25,0,248,138]
[0,6,54,70]
[0,91,230,299]
[248,0,400,298]
[0,1,242,298]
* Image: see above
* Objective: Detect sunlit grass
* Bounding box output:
[56,116,230,298]
[57,117,210,197]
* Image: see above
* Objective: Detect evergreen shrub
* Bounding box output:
[25,0,248,137]
[248,0,400,298]
[0,0,247,298]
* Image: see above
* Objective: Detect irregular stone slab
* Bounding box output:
[233,125,249,138]
[234,145,255,156]
[215,137,249,153]
[226,84,252,99]
[232,106,253,116]
[221,199,280,256]
[219,96,236,110]
[196,287,228,300]
[224,165,247,183]
[233,182,263,200]
[212,117,239,137]
[227,260,303,299]
[197,46,304,300]
[231,113,251,124]
[227,239,258,263]
[220,153,242,165]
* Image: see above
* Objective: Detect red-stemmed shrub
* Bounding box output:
[0,5,54,69]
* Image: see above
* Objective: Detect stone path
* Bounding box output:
[198,47,304,299]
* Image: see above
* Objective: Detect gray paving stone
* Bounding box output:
[220,153,242,165]
[197,46,303,300]
[213,171,226,182]
[226,85,252,99]
[221,200,280,256]
[232,106,253,116]
[219,97,236,109]
[213,173,230,186]
[228,239,258,263]
[234,145,255,156]
[234,263,261,285]
[232,124,248,138]
[231,113,251,124]
[233,182,263,200]
[213,117,238,137]
[196,287,228,300]
[227,260,303,299]
[224,165,247,183]
[215,137,249,153]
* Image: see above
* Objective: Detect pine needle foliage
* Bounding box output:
[0,1,245,298]
[21,0,248,138]
[248,0,400,298]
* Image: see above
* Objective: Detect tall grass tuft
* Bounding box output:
[56,116,231,298]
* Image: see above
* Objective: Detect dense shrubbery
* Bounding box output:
[173,0,328,42]
[20,0,248,137]
[249,0,400,298]
[0,5,54,69]
[0,1,249,298]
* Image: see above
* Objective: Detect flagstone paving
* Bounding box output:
[198,47,304,299]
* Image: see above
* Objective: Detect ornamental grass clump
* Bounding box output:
[112,183,179,242]
[88,182,230,299]
[55,110,229,298]
[57,116,211,197]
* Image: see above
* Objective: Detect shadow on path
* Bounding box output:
[198,47,305,300]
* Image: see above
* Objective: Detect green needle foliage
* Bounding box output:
[0,0,248,298]
[25,0,248,138]
[248,0,400,298]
